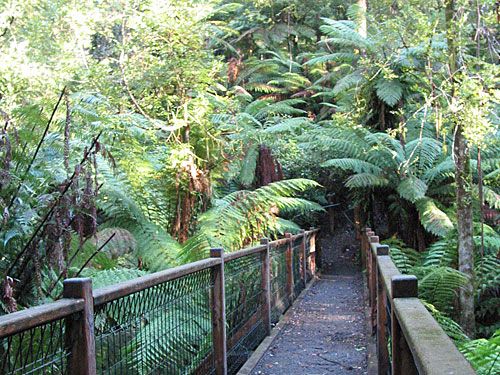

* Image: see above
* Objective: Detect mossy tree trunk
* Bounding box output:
[445,0,475,337]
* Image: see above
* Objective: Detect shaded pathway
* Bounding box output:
[249,235,368,374]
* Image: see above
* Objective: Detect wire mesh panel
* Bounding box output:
[386,293,393,375]
[93,268,214,375]
[304,233,312,282]
[0,316,72,374]
[270,242,290,325]
[292,237,305,298]
[225,252,265,375]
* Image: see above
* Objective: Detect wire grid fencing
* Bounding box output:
[292,237,305,298]
[0,316,71,375]
[224,252,266,374]
[269,242,290,325]
[385,293,393,375]
[93,268,214,375]
[304,232,313,282]
[0,230,319,375]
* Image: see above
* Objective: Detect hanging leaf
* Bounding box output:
[375,78,403,107]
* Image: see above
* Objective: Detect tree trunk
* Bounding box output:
[446,0,476,337]
[453,125,475,336]
[357,0,367,38]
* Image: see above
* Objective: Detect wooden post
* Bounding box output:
[361,227,371,269]
[260,238,271,335]
[391,275,418,375]
[63,278,96,375]
[285,233,293,303]
[210,248,227,375]
[375,245,389,375]
[309,228,316,276]
[370,245,387,333]
[367,234,378,308]
[354,205,361,240]
[300,229,307,287]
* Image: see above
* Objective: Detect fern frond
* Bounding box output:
[423,302,469,343]
[415,266,468,314]
[304,52,357,65]
[459,330,500,375]
[397,177,428,203]
[239,144,258,187]
[332,71,364,95]
[415,198,454,237]
[345,173,389,189]
[322,158,382,174]
[483,186,500,209]
[375,78,403,107]
[264,117,312,133]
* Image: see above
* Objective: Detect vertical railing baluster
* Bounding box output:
[300,229,307,288]
[375,245,390,375]
[260,238,272,336]
[391,275,418,375]
[367,234,378,316]
[361,227,371,269]
[309,227,316,276]
[210,248,227,375]
[63,278,96,375]
[285,233,293,304]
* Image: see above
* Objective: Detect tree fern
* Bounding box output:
[375,78,403,107]
[264,117,312,134]
[397,177,428,203]
[179,179,322,262]
[239,144,258,187]
[319,18,370,50]
[415,198,454,237]
[322,158,382,174]
[345,173,389,188]
[304,52,357,66]
[332,71,364,95]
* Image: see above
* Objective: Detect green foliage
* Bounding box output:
[179,178,323,261]
[415,198,454,237]
[81,268,147,289]
[424,302,469,343]
[460,330,500,375]
[375,79,403,107]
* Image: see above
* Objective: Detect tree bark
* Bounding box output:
[357,0,367,38]
[446,0,476,337]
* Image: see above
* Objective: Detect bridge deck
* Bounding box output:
[249,242,369,375]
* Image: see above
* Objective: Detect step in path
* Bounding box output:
[247,266,369,374]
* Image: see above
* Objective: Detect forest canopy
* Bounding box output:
[0,0,499,372]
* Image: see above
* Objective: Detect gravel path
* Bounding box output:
[250,235,368,375]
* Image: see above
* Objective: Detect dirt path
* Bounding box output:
[249,234,368,375]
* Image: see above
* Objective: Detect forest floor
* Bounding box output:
[249,230,369,375]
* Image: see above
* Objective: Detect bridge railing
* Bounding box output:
[361,228,475,375]
[0,229,319,375]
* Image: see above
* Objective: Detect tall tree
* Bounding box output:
[445,0,475,337]
[357,0,367,38]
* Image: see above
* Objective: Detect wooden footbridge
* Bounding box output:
[0,228,476,374]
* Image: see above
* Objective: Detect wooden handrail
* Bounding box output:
[224,244,266,262]
[375,253,400,300]
[361,228,475,375]
[0,298,84,338]
[393,298,475,374]
[93,257,221,305]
